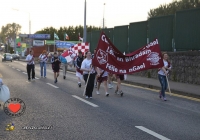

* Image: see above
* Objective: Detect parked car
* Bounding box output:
[12,54,20,60]
[2,53,13,62]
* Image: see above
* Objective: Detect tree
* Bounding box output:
[0,23,21,52]
[35,25,101,41]
[148,0,200,18]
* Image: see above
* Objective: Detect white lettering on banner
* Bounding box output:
[119,69,127,73]
[146,39,158,48]
[117,57,124,62]
[106,63,118,72]
[129,63,145,73]
[125,50,151,62]
[101,35,109,44]
[106,46,116,57]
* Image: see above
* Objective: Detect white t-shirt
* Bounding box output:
[39,54,48,62]
[26,54,34,65]
[158,60,171,76]
[81,58,95,74]
[98,68,108,77]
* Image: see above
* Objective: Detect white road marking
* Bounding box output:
[72,95,99,107]
[46,83,59,88]
[135,126,170,140]
[22,72,27,74]
[35,77,39,79]
[16,69,21,71]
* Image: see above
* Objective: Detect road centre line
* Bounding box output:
[16,69,21,71]
[72,95,99,107]
[135,126,170,140]
[22,72,27,74]
[46,83,59,88]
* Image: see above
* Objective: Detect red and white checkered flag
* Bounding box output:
[72,42,89,55]
[62,42,90,62]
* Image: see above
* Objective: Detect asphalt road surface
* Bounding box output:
[0,60,200,140]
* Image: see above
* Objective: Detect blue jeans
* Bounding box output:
[40,62,46,77]
[158,74,167,98]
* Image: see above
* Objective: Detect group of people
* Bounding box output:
[25,49,171,101]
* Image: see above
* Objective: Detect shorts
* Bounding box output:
[116,74,124,80]
[97,76,108,83]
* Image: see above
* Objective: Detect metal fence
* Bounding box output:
[87,8,200,52]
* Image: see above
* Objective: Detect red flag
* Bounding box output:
[92,32,164,74]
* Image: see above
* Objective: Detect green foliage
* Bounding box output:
[35,25,101,40]
[0,23,21,44]
[148,0,200,18]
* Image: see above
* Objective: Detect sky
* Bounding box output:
[0,0,173,34]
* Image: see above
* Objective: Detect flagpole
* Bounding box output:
[83,0,87,43]
[54,33,55,52]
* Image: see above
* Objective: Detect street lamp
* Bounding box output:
[12,8,31,34]
[103,3,106,29]
[83,0,87,43]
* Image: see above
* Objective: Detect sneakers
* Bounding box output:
[63,76,66,79]
[78,83,81,87]
[54,78,57,83]
[32,78,35,81]
[115,89,118,94]
[120,91,123,96]
[96,91,100,95]
[85,96,88,99]
[108,84,113,89]
[105,92,109,97]
[163,98,167,101]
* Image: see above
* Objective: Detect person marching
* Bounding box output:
[81,51,96,99]
[59,51,67,79]
[25,50,35,81]
[75,51,84,87]
[51,52,61,83]
[92,49,98,88]
[39,50,48,78]
[96,67,109,96]
[108,73,114,89]
[115,74,124,96]
[158,52,172,101]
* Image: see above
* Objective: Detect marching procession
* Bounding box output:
[23,45,171,101]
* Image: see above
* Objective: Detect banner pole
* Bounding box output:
[166,75,171,96]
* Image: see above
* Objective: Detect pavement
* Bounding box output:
[0,60,200,140]
[15,57,200,99]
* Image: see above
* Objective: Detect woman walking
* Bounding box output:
[81,51,96,99]
[158,53,172,101]
[39,50,48,78]
[96,67,109,96]
[51,52,61,83]
[115,74,124,96]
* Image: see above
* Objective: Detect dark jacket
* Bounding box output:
[75,56,84,69]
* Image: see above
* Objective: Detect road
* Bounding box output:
[0,60,200,140]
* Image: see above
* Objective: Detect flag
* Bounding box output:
[78,33,83,41]
[64,33,69,40]
[92,32,164,74]
[54,33,59,40]
[61,42,89,62]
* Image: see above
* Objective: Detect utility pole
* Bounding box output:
[103,3,106,29]
[83,0,87,42]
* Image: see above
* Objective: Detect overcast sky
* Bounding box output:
[0,0,172,34]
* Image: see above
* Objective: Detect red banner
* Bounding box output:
[92,32,164,74]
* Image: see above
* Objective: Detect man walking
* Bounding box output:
[26,50,35,81]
